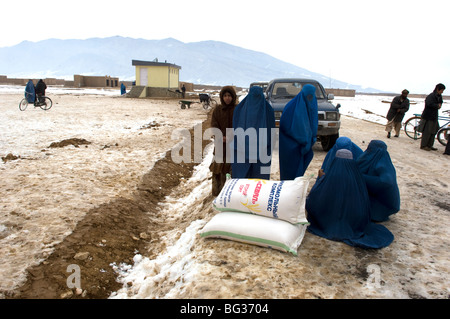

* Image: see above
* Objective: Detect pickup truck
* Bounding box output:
[265,78,341,151]
[249,81,269,92]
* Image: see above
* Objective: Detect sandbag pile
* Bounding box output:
[200,176,310,255]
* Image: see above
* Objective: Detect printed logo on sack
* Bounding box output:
[252,181,263,205]
[239,184,250,196]
[239,180,268,213]
[240,199,262,213]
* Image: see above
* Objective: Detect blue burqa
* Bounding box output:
[25,80,35,103]
[279,84,318,180]
[121,83,126,95]
[232,86,275,179]
[357,140,400,222]
[306,149,394,249]
[321,136,363,173]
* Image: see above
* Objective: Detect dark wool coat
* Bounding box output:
[386,95,410,122]
[421,91,443,121]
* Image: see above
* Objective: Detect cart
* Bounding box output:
[178,93,217,110]
[179,100,195,109]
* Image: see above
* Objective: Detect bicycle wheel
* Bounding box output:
[19,98,28,111]
[437,128,449,146]
[39,97,53,110]
[404,116,422,140]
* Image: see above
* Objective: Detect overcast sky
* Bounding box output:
[2,0,449,94]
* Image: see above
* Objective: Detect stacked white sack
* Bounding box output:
[200,176,310,255]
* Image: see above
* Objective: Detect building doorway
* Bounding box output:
[140,68,148,86]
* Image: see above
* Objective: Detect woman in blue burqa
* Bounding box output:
[232,85,275,179]
[25,79,35,103]
[306,149,394,249]
[321,136,363,173]
[279,84,318,180]
[356,140,400,222]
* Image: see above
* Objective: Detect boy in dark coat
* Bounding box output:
[210,86,237,196]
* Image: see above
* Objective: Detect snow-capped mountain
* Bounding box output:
[0,36,381,92]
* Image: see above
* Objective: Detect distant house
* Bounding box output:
[74,74,119,88]
[132,59,181,89]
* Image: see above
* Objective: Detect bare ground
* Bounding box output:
[1,93,449,300]
[5,110,213,299]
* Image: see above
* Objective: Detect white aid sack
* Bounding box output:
[200,212,307,255]
[213,176,310,224]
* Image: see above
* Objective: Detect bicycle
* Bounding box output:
[437,126,450,146]
[19,93,53,111]
[403,109,450,146]
[199,93,217,110]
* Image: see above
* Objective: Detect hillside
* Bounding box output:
[0,36,382,92]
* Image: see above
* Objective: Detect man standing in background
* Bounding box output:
[420,83,445,151]
[385,89,410,138]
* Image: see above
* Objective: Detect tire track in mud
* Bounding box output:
[6,111,213,299]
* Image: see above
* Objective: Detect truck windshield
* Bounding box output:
[250,82,268,91]
[271,82,326,99]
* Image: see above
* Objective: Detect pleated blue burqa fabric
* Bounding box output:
[357,140,400,222]
[306,149,394,249]
[321,136,363,173]
[25,80,35,103]
[279,84,318,180]
[232,86,275,179]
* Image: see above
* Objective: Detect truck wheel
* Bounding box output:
[321,134,339,151]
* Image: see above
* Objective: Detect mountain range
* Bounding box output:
[0,36,381,92]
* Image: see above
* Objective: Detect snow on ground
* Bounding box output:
[0,86,207,292]
[111,93,449,299]
[1,85,449,299]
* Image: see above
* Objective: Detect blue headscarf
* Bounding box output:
[321,136,363,173]
[356,140,400,222]
[306,149,394,249]
[25,80,35,103]
[232,86,275,179]
[279,84,318,179]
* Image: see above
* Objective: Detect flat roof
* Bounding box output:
[132,59,181,69]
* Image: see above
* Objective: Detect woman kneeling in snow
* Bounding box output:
[306,149,393,249]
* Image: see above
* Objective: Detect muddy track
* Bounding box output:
[6,111,213,299]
